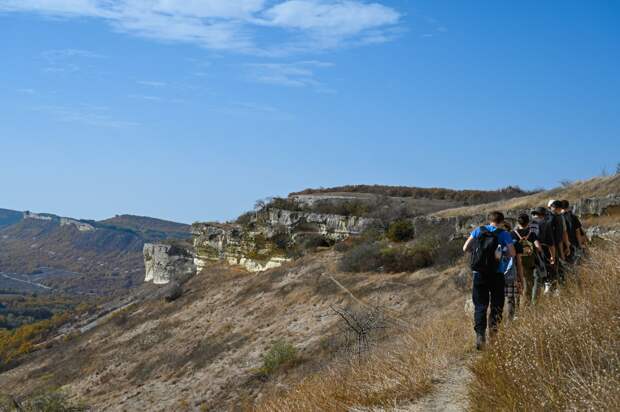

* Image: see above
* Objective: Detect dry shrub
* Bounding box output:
[254,311,472,411]
[339,241,435,274]
[468,243,620,411]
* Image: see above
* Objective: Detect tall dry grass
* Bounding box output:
[468,243,620,411]
[254,311,473,411]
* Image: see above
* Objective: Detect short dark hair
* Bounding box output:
[550,200,563,209]
[488,211,505,224]
[502,221,513,231]
[517,213,530,226]
[561,199,569,209]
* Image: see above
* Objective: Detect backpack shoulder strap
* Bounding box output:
[513,229,523,240]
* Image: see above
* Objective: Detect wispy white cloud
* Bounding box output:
[128,94,163,102]
[32,104,139,128]
[246,60,333,88]
[41,49,105,60]
[137,80,167,87]
[17,88,37,95]
[40,48,104,73]
[0,1,401,54]
[230,101,279,113]
[128,94,186,104]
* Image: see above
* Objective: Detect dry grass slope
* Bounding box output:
[255,311,473,411]
[434,175,620,218]
[468,243,620,411]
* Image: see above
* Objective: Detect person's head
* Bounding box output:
[487,211,505,226]
[531,207,546,220]
[549,200,563,214]
[560,199,570,211]
[517,213,530,228]
[501,221,513,231]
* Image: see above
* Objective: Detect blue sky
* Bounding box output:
[1,1,619,223]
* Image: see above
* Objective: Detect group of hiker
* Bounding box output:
[462,200,587,350]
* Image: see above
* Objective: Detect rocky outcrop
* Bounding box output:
[60,217,95,232]
[23,211,53,221]
[192,223,289,273]
[24,211,95,231]
[265,209,379,241]
[144,243,196,285]
[290,193,375,207]
[573,195,620,217]
[192,209,380,273]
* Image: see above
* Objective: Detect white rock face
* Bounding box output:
[60,217,95,232]
[266,208,378,241]
[144,243,196,285]
[23,211,53,221]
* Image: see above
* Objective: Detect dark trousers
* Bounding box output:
[472,271,505,336]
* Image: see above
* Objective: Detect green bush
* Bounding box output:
[261,340,298,375]
[386,219,414,242]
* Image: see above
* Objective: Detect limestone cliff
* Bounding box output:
[143,243,196,284]
[192,208,380,273]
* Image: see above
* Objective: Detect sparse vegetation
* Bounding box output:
[260,340,299,376]
[380,244,434,273]
[255,311,472,411]
[339,241,383,272]
[468,244,620,411]
[0,391,87,411]
[339,240,435,273]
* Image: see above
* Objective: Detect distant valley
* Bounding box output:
[0,209,190,295]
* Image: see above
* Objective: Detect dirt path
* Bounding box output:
[354,359,473,412]
[403,361,472,412]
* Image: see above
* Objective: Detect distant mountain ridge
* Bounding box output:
[0,210,191,295]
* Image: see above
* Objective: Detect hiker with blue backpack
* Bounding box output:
[463,211,516,350]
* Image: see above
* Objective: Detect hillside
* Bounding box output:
[291,184,530,201]
[0,209,22,230]
[0,211,190,295]
[285,184,534,220]
[0,176,618,410]
[100,215,191,240]
[434,175,620,218]
[0,254,467,410]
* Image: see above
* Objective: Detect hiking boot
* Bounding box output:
[475,334,486,351]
